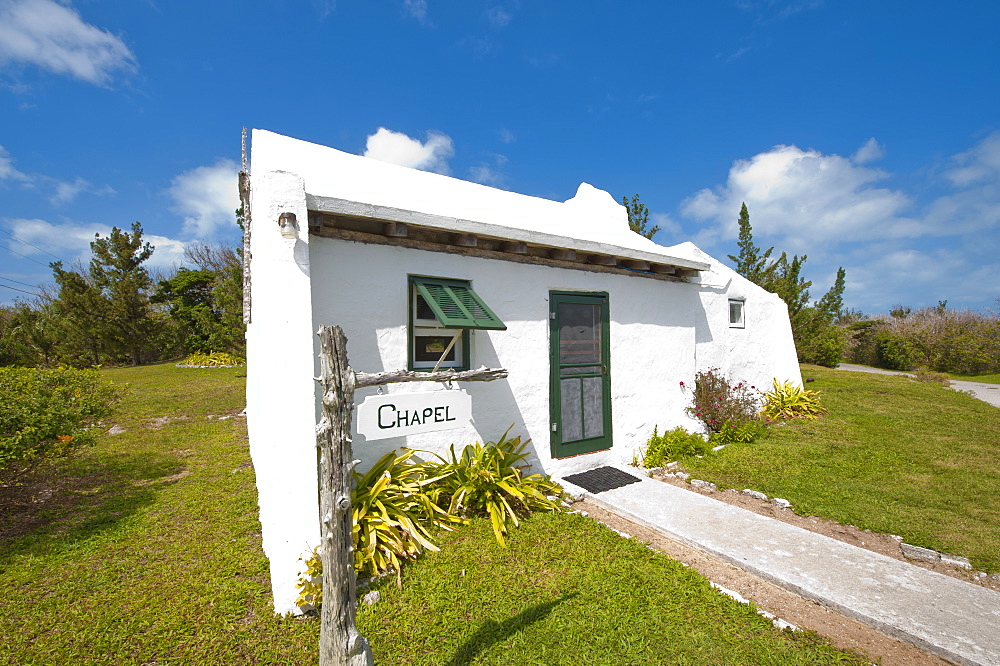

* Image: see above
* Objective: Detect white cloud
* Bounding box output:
[6,217,187,271]
[469,153,508,187]
[851,137,885,165]
[403,0,427,22]
[681,143,915,251]
[499,127,516,144]
[922,131,1000,236]
[650,212,683,241]
[844,240,1000,312]
[487,6,511,29]
[314,0,336,20]
[167,159,241,238]
[736,0,823,23]
[942,131,1000,187]
[725,46,752,62]
[50,176,88,204]
[0,0,137,86]
[675,133,1000,311]
[0,144,29,182]
[363,127,454,175]
[141,232,188,269]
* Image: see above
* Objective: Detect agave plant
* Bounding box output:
[351,449,465,584]
[423,428,563,547]
[760,379,824,420]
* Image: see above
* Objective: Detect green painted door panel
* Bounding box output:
[549,292,612,458]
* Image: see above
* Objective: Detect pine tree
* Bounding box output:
[727,202,775,283]
[622,194,661,240]
[727,204,847,367]
[50,222,157,366]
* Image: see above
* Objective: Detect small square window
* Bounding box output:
[407,276,505,371]
[729,300,745,328]
[410,289,468,371]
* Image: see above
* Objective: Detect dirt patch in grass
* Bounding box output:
[577,499,953,666]
[0,462,129,550]
[147,415,189,429]
[654,472,1000,593]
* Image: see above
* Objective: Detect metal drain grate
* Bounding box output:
[562,466,641,494]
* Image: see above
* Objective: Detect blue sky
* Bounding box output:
[1,0,998,313]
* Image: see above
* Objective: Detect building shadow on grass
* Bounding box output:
[0,450,184,565]
[445,592,579,666]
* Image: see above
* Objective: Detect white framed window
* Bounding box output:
[728,299,745,328]
[411,287,468,370]
[408,276,506,371]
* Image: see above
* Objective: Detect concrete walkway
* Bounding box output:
[836,363,1000,408]
[558,467,1000,666]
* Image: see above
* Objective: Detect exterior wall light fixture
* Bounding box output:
[278,212,298,239]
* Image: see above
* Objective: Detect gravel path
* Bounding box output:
[836,363,1000,408]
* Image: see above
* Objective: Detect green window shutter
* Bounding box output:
[412,277,507,330]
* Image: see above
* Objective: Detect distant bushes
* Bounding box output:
[845,306,1000,375]
[179,351,245,367]
[0,367,121,477]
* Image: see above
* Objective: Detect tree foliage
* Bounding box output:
[49,222,159,366]
[179,241,245,355]
[622,193,661,240]
[845,304,1000,374]
[2,197,245,369]
[727,203,774,283]
[727,203,847,367]
[153,243,244,357]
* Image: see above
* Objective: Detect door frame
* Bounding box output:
[548,291,613,459]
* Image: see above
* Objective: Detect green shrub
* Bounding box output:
[639,426,712,468]
[0,366,121,476]
[351,449,462,584]
[760,379,824,420]
[179,351,245,367]
[844,319,884,366]
[295,547,323,612]
[874,330,918,371]
[796,323,846,368]
[914,367,951,384]
[424,428,563,547]
[681,368,760,433]
[845,307,1000,375]
[299,431,563,608]
[931,320,1000,375]
[709,419,767,445]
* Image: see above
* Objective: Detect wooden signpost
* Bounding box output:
[315,325,508,665]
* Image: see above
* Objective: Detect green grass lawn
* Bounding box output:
[357,513,859,665]
[948,372,1000,384]
[682,365,1000,573]
[0,363,864,665]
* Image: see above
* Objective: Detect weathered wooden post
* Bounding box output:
[317,326,371,666]
[315,324,508,665]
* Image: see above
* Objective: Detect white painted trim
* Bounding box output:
[306,194,710,272]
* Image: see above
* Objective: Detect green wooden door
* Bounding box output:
[549,292,612,458]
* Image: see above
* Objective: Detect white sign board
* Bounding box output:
[356,390,472,441]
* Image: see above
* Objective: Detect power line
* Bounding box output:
[0,227,63,261]
[0,275,40,289]
[0,282,39,297]
[2,244,52,268]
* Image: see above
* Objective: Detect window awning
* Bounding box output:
[413,277,507,330]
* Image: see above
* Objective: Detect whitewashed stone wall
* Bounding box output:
[246,129,802,614]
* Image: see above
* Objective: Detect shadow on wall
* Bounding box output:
[473,336,540,471]
[341,323,536,475]
[694,279,728,346]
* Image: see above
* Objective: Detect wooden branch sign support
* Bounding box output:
[315,325,509,666]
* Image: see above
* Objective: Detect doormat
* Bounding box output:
[562,466,641,494]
